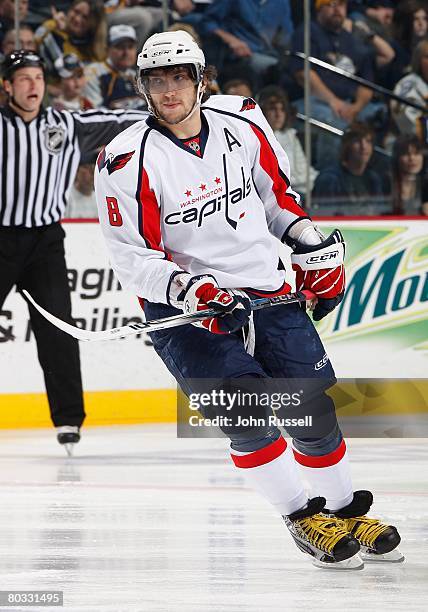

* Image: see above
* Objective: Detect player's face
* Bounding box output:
[146,67,198,125]
[4,66,45,113]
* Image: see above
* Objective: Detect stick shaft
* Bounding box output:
[21,289,315,342]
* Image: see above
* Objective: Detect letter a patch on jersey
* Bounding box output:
[239,97,256,112]
[97,148,135,174]
[224,128,242,152]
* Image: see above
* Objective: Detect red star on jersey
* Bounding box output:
[199,183,206,191]
[185,189,192,197]
[214,177,221,184]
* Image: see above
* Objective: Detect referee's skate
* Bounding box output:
[56,426,81,456]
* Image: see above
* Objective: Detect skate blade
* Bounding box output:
[64,443,75,457]
[360,547,405,563]
[313,553,364,571]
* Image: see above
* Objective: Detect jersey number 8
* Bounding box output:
[106,196,123,227]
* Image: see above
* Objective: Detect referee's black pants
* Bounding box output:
[0,222,85,428]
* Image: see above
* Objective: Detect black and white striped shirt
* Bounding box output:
[0,106,147,227]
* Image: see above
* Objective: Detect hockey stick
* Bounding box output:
[21,289,315,342]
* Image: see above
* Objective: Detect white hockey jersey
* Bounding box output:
[94,95,308,304]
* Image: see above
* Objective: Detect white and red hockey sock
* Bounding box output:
[230,436,308,516]
[292,439,353,512]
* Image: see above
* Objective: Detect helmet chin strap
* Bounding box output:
[145,81,205,125]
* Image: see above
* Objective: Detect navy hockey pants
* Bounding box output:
[145,298,341,448]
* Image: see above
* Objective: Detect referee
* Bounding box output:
[0,51,146,453]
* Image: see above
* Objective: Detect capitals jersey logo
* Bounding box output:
[165,155,251,230]
[97,148,135,174]
[240,98,256,112]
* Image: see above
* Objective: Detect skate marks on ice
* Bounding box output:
[0,427,426,612]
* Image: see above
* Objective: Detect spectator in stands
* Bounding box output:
[392,0,428,77]
[392,39,428,141]
[222,78,253,98]
[312,122,387,214]
[36,1,107,79]
[1,24,36,56]
[51,53,93,111]
[391,134,428,215]
[192,0,294,90]
[259,86,318,197]
[290,0,384,170]
[0,0,29,46]
[83,24,146,110]
[395,0,428,50]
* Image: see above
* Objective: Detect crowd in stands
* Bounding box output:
[0,0,427,217]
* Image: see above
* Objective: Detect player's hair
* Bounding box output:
[201,64,217,103]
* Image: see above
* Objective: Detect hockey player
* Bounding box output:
[94,31,403,568]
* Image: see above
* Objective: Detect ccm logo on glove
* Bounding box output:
[290,229,346,321]
[306,251,339,264]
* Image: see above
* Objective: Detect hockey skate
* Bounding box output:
[56,426,80,457]
[328,490,404,563]
[283,497,363,570]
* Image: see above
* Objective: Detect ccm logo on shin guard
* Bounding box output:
[306,251,339,264]
[314,354,329,370]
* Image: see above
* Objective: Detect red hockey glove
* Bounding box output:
[290,230,345,321]
[181,275,251,334]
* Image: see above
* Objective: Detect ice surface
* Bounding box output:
[0,426,426,612]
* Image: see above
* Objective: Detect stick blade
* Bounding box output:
[21,290,108,341]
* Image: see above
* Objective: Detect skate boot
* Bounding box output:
[328,490,404,563]
[56,426,80,457]
[283,497,363,570]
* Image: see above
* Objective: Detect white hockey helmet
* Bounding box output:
[136,30,206,121]
[137,30,205,83]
